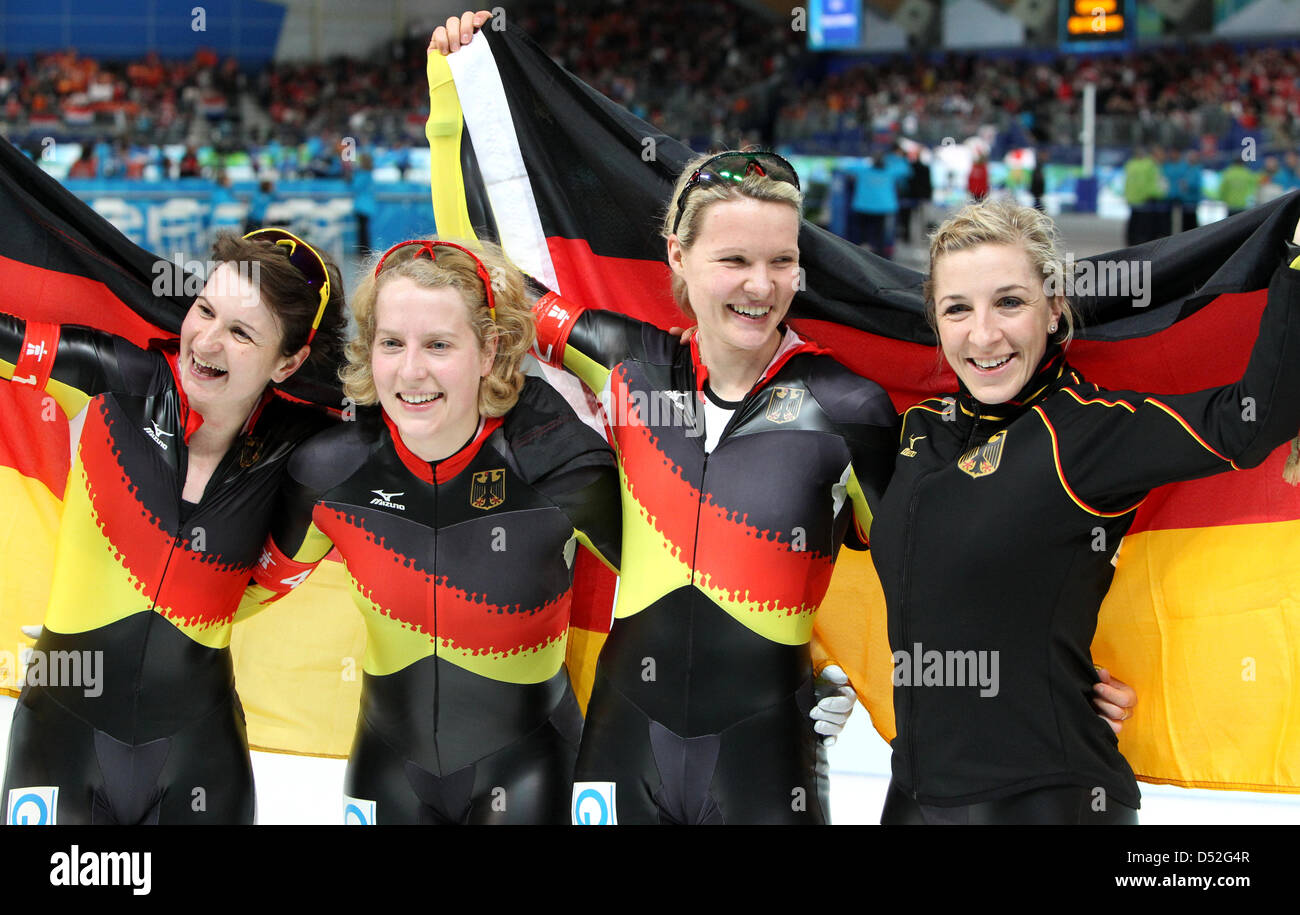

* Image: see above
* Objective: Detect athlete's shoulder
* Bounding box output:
[902,395,956,425]
[259,395,338,443]
[1046,377,1145,422]
[796,351,896,427]
[502,375,614,483]
[287,406,378,490]
[103,335,179,395]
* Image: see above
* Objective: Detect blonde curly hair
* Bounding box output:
[341,238,536,417]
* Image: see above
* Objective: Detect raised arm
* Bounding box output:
[531,290,661,396]
[0,314,145,416]
[1049,237,1300,513]
[429,9,492,55]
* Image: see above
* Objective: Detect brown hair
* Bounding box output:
[209,232,348,374]
[341,238,535,417]
[660,152,804,321]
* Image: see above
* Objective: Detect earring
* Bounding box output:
[1049,322,1058,333]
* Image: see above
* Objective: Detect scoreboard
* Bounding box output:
[1058,0,1136,50]
[809,0,862,50]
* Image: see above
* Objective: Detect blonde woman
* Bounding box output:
[247,238,620,824]
[874,199,1300,823]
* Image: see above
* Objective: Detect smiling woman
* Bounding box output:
[242,237,621,824]
[521,150,900,824]
[0,228,348,824]
[367,277,496,460]
[925,204,1077,407]
[873,198,1300,824]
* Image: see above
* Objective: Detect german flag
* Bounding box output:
[0,137,365,757]
[428,24,1300,794]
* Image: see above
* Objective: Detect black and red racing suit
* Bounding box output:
[1,316,331,824]
[246,375,620,824]
[533,293,898,824]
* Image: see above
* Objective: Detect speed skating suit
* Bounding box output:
[1,316,330,824]
[248,376,620,824]
[533,293,898,824]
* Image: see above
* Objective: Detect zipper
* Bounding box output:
[431,473,440,741]
[898,413,981,799]
[683,449,709,733]
[133,396,192,744]
[897,469,925,799]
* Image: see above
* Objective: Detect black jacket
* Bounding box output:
[871,247,1300,807]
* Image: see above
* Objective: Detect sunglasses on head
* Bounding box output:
[373,239,498,323]
[671,151,801,237]
[242,227,332,344]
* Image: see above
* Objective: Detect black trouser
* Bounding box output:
[3,615,254,825]
[574,670,828,825]
[880,779,1138,825]
[343,661,582,825]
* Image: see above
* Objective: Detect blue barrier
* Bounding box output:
[63,179,435,264]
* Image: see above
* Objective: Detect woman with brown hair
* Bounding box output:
[2,229,348,824]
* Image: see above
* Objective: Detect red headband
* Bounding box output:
[373,239,497,322]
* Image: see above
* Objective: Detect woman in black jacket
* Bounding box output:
[873,198,1300,823]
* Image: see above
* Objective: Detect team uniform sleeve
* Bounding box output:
[236,442,338,617]
[540,461,621,575]
[0,313,152,416]
[1046,246,1300,514]
[532,290,664,396]
[806,365,901,549]
[842,402,903,549]
[507,375,623,573]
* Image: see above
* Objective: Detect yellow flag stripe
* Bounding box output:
[816,519,1300,793]
[426,52,479,242]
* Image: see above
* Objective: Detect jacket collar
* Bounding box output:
[687,326,827,400]
[954,343,1071,423]
[382,409,503,485]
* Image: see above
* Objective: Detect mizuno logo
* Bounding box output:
[369,489,406,510]
[144,421,174,450]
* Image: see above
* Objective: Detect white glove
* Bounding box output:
[811,664,854,747]
[19,624,42,668]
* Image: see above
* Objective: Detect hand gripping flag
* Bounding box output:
[0,137,365,757]
[428,24,1300,793]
